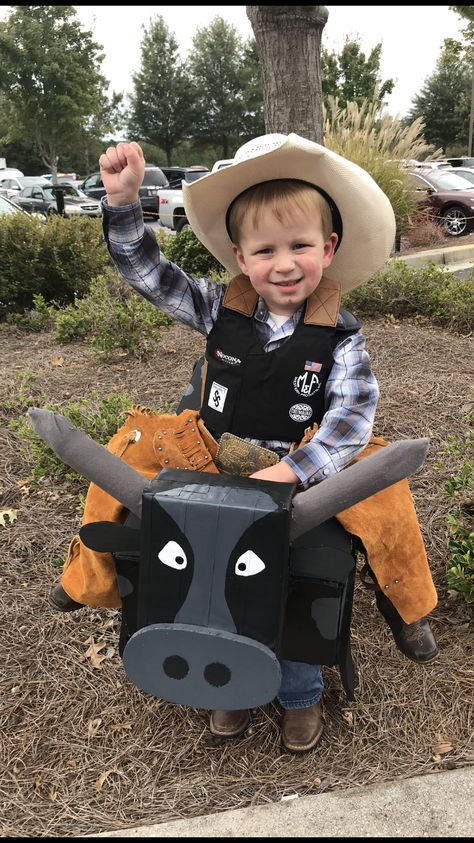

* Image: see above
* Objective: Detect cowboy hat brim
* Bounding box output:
[183,133,396,292]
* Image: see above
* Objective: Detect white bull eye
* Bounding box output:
[158,541,187,570]
[235,550,265,577]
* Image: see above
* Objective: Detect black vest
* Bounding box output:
[200,275,359,442]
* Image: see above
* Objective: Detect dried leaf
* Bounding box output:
[51,356,64,366]
[110,721,133,731]
[95,769,115,792]
[82,639,107,669]
[432,740,455,755]
[0,509,18,528]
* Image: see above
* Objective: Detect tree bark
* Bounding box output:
[246,6,328,143]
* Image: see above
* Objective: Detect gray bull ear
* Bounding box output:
[80,522,141,553]
[27,407,148,517]
[290,438,429,541]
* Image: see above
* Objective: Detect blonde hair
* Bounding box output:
[227,179,334,245]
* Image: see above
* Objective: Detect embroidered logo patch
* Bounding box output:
[293,371,321,397]
[289,403,313,422]
[208,381,228,413]
[214,348,242,366]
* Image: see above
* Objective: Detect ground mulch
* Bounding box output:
[0,311,473,838]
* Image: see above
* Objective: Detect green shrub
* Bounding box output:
[436,402,473,604]
[39,215,111,302]
[343,261,474,333]
[5,293,55,332]
[0,213,112,319]
[10,391,134,482]
[0,214,46,317]
[446,516,474,604]
[157,227,228,278]
[54,270,173,357]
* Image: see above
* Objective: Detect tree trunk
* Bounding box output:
[246,6,328,143]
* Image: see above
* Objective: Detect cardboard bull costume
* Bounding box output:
[28,407,429,708]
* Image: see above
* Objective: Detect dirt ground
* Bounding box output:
[398,228,474,255]
[1,311,473,838]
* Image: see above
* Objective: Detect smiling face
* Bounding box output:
[230,184,338,317]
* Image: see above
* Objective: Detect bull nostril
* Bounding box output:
[163,655,189,680]
[204,662,231,687]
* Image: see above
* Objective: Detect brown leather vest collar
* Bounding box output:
[222,274,342,327]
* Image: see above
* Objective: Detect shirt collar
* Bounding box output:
[254,296,303,327]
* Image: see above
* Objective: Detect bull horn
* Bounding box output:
[27,407,148,518]
[290,438,429,541]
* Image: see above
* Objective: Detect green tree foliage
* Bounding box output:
[68,91,126,177]
[0,5,112,179]
[188,16,263,157]
[239,38,265,140]
[449,5,474,46]
[128,15,196,166]
[321,37,394,108]
[407,38,471,151]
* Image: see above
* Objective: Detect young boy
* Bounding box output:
[51,133,438,753]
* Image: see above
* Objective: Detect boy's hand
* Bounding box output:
[250,462,299,485]
[99,141,145,207]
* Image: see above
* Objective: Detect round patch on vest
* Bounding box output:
[293,372,321,397]
[289,403,313,422]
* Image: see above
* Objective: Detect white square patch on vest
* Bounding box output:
[208,381,228,413]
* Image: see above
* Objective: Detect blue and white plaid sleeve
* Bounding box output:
[282,332,379,487]
[101,198,224,336]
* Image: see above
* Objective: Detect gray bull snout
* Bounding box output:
[123,623,281,709]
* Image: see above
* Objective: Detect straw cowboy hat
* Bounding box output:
[183,133,396,293]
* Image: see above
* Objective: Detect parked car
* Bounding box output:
[159,166,209,188]
[157,167,209,231]
[0,174,33,199]
[443,156,474,168]
[407,168,474,236]
[41,173,84,188]
[82,165,169,218]
[0,175,69,200]
[0,166,24,184]
[443,167,474,187]
[12,180,102,218]
[0,192,31,217]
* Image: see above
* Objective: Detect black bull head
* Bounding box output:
[28,408,429,709]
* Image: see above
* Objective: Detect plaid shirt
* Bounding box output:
[102,199,379,488]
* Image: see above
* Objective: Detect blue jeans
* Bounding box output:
[277,659,324,710]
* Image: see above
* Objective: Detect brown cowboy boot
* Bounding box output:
[281,701,324,753]
[209,709,250,738]
[49,582,85,613]
[361,562,439,663]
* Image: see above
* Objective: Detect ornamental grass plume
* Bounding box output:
[323,96,443,242]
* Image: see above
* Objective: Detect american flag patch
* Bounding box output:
[304,360,322,372]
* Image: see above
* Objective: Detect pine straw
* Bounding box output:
[0,317,473,838]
